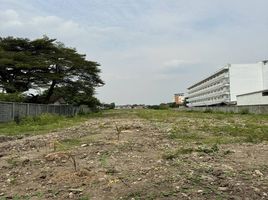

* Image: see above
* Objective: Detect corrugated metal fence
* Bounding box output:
[0,101,90,122]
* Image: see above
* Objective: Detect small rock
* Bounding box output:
[198,190,203,193]
[98,177,105,182]
[22,158,30,166]
[263,192,267,196]
[0,193,4,196]
[181,193,188,197]
[69,188,83,193]
[201,175,214,181]
[253,187,260,192]
[254,170,263,176]
[175,186,180,190]
[80,154,87,159]
[81,144,88,147]
[39,174,46,179]
[218,187,228,191]
[166,128,172,132]
[69,192,74,199]
[137,178,142,181]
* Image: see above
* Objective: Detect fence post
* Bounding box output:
[12,103,15,120]
[26,104,30,116]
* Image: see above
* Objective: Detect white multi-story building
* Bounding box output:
[187,61,268,107]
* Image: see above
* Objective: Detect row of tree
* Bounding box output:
[0,36,104,107]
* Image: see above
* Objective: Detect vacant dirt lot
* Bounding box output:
[0,110,267,200]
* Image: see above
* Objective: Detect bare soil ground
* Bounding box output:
[0,110,267,200]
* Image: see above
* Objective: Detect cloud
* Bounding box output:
[0,0,268,104]
[0,10,85,39]
[163,59,192,67]
[0,9,22,28]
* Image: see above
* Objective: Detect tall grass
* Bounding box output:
[0,113,91,136]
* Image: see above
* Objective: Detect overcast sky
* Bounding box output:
[1,0,268,104]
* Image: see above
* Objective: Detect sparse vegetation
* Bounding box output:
[0,109,267,199]
[115,124,122,140]
[163,144,219,160]
[0,113,96,136]
[137,109,268,143]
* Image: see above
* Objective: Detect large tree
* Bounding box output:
[0,36,104,106]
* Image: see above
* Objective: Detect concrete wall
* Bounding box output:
[179,105,268,114]
[237,91,268,106]
[262,62,268,90]
[229,63,264,102]
[0,102,91,122]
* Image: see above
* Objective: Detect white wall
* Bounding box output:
[237,92,268,105]
[262,62,268,90]
[229,63,263,102]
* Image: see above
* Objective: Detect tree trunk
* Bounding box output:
[45,80,56,103]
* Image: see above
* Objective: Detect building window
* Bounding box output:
[262,92,268,96]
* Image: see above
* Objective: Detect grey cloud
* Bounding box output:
[1,0,268,104]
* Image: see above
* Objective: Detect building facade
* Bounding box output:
[237,90,268,106]
[187,61,268,107]
[174,93,185,105]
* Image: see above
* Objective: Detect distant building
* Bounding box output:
[115,104,146,109]
[187,61,268,107]
[174,93,185,105]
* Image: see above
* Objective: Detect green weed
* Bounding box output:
[99,152,110,167]
[0,113,92,136]
[136,109,268,143]
[163,144,220,160]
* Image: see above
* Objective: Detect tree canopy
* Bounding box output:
[0,36,104,106]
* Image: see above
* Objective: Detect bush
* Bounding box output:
[147,105,160,110]
[0,93,25,102]
[239,108,249,115]
[204,108,213,113]
[20,113,62,126]
[159,104,169,110]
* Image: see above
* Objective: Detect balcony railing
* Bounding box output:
[188,91,230,102]
[187,83,230,98]
[188,73,229,94]
[188,97,230,107]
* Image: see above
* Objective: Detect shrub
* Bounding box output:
[0,93,25,102]
[239,108,249,115]
[204,108,213,113]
